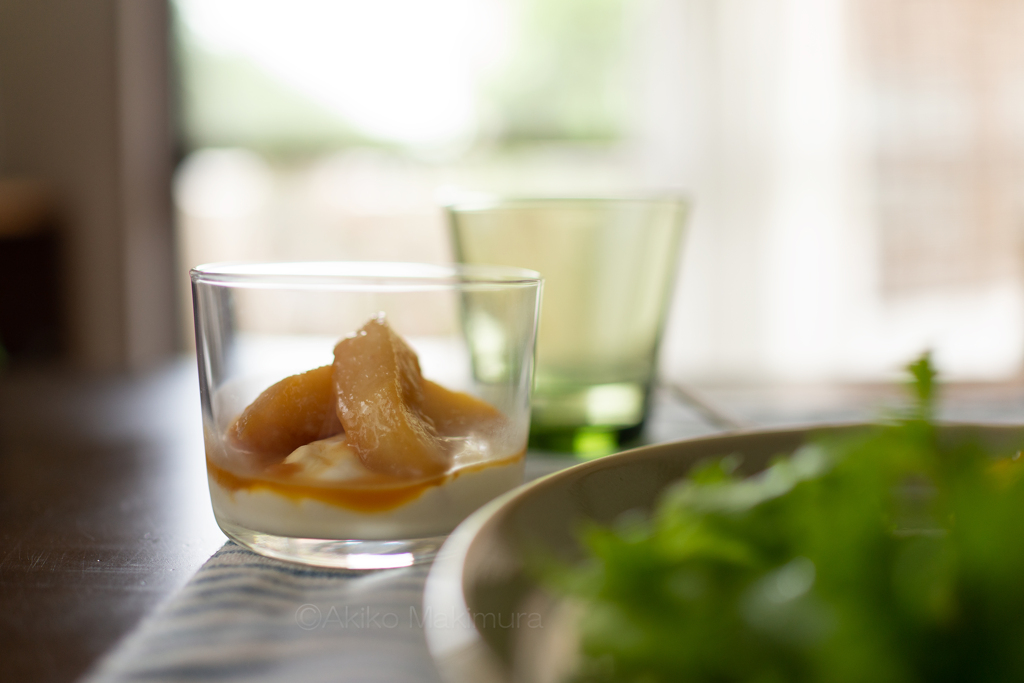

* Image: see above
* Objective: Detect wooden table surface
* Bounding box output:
[0,363,224,683]
[3,360,1024,682]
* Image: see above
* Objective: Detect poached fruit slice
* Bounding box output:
[229,364,343,466]
[332,316,449,479]
[421,379,503,436]
[225,315,507,481]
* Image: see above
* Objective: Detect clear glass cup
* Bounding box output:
[191,262,542,569]
[448,197,688,455]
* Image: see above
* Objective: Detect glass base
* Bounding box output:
[218,520,447,570]
[528,422,644,457]
[528,381,649,455]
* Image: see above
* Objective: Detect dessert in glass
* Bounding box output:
[191,262,542,569]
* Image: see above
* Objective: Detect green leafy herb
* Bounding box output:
[554,355,1024,682]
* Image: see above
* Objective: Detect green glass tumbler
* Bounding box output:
[448,197,689,455]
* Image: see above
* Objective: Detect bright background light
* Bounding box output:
[176,0,508,150]
[173,0,1024,385]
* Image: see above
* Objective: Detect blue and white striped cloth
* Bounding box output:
[84,542,443,683]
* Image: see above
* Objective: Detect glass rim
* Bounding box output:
[443,193,691,213]
[190,261,543,290]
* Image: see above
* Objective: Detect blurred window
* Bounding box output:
[173,0,1024,383]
